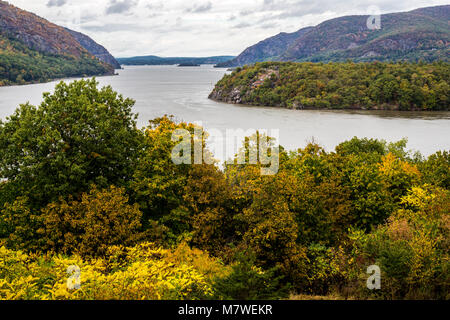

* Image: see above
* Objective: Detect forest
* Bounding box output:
[210,61,450,111]
[0,79,448,300]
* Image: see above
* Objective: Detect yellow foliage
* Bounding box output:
[41,186,142,257]
[379,153,421,180]
[0,242,229,300]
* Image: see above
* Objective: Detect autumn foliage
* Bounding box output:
[0,79,448,300]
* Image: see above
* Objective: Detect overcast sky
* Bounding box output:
[7,0,449,57]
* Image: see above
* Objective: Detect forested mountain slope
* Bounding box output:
[0,1,116,86]
[219,5,450,67]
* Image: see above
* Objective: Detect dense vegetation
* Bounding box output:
[210,61,450,111]
[0,33,113,86]
[0,79,449,300]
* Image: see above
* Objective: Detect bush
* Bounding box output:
[353,186,449,299]
[0,242,227,300]
[212,251,290,300]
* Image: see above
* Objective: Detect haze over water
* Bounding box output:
[0,65,449,159]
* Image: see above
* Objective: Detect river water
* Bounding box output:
[0,65,448,159]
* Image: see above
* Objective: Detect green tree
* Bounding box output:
[0,79,143,209]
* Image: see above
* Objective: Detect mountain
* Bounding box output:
[0,1,117,86]
[216,27,313,67]
[117,55,235,66]
[65,28,121,69]
[219,5,450,67]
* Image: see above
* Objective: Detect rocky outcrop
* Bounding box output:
[209,87,243,104]
[209,67,279,104]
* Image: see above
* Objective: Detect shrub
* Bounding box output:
[0,242,228,300]
[353,186,449,299]
[212,251,290,300]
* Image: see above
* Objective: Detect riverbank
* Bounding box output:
[0,70,117,88]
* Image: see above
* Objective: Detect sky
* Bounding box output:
[7,0,450,57]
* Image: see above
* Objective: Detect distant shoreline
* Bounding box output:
[0,70,119,88]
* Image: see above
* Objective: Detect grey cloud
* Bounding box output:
[146,1,164,10]
[185,2,212,13]
[259,22,278,29]
[79,13,100,24]
[240,10,253,16]
[82,21,187,34]
[260,0,411,20]
[47,0,67,7]
[105,0,139,15]
[233,22,252,29]
[82,23,143,32]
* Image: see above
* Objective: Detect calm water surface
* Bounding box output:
[0,65,449,159]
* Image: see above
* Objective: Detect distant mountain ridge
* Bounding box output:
[0,1,118,86]
[218,5,450,67]
[117,55,235,66]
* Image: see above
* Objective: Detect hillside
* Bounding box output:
[209,61,449,111]
[219,5,450,67]
[65,28,121,69]
[216,27,313,67]
[0,1,116,86]
[117,55,235,66]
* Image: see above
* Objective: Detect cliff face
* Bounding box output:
[219,5,450,67]
[0,1,87,58]
[65,28,121,69]
[0,1,118,86]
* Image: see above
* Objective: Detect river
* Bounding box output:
[0,65,449,160]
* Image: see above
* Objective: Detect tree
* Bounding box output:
[0,79,143,209]
[418,151,450,189]
[41,185,142,257]
[130,116,195,233]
